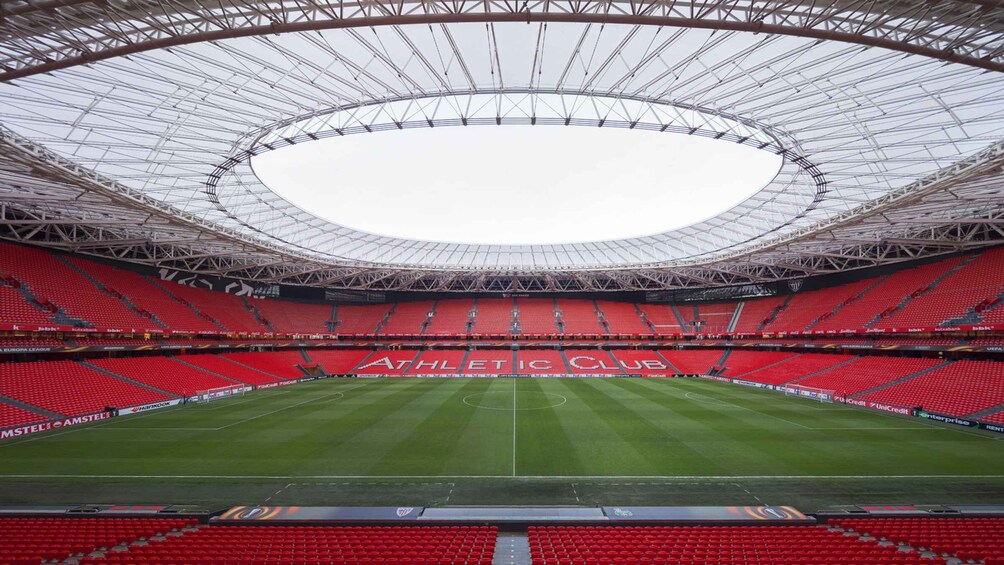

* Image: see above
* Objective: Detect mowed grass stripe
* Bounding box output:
[514,378,584,477]
[577,378,734,475]
[292,379,460,476]
[542,380,655,476]
[443,379,514,475]
[602,378,798,476]
[551,379,684,476]
[649,378,998,475]
[369,379,499,476]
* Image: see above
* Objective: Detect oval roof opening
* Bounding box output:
[252,125,782,245]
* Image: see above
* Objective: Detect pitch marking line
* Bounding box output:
[461,391,567,411]
[683,391,811,429]
[0,381,367,446]
[512,378,517,477]
[2,474,1002,480]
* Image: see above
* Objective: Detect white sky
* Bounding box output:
[252,126,782,245]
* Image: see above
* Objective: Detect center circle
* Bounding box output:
[462,390,567,411]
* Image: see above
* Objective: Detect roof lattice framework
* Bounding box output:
[0,0,1002,291]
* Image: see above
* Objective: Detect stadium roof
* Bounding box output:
[0,0,1002,292]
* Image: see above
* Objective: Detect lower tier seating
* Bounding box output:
[793,356,941,397]
[0,517,195,563]
[220,351,308,380]
[734,354,858,386]
[982,410,1004,424]
[0,360,172,416]
[528,525,943,565]
[0,402,46,429]
[91,357,238,397]
[166,354,284,386]
[407,350,468,375]
[658,350,724,374]
[859,360,1004,416]
[832,517,1004,564]
[306,349,371,375]
[83,525,497,565]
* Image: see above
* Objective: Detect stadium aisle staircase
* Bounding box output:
[528,525,945,565]
[0,517,196,563]
[0,360,172,416]
[172,355,282,387]
[89,357,237,397]
[0,399,51,429]
[220,351,310,380]
[859,360,1004,416]
[832,517,1004,564]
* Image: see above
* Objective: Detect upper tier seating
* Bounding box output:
[335,304,394,334]
[860,360,1004,416]
[694,302,738,334]
[516,350,568,375]
[167,354,284,386]
[220,351,309,380]
[407,350,468,375]
[380,301,435,334]
[610,350,675,376]
[462,350,515,375]
[83,525,497,565]
[832,517,1004,564]
[163,283,266,332]
[0,360,172,415]
[557,299,604,334]
[636,304,684,335]
[732,296,787,333]
[252,299,333,334]
[306,349,371,375]
[721,351,798,377]
[794,356,941,397]
[424,299,474,335]
[66,258,219,332]
[0,243,153,330]
[0,517,196,563]
[473,298,515,334]
[91,357,237,397]
[528,525,943,565]
[596,301,651,334]
[876,247,1004,329]
[658,350,724,374]
[517,298,560,334]
[815,257,965,332]
[763,279,877,333]
[735,353,858,386]
[0,285,57,326]
[0,402,46,429]
[352,350,419,376]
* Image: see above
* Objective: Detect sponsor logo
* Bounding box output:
[918,411,976,427]
[983,423,1004,434]
[1,412,112,440]
[396,507,415,517]
[612,508,634,517]
[732,379,774,390]
[866,402,909,415]
[125,400,179,414]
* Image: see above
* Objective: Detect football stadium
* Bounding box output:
[1,0,1004,562]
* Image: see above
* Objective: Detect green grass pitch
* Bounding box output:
[1,377,1002,510]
